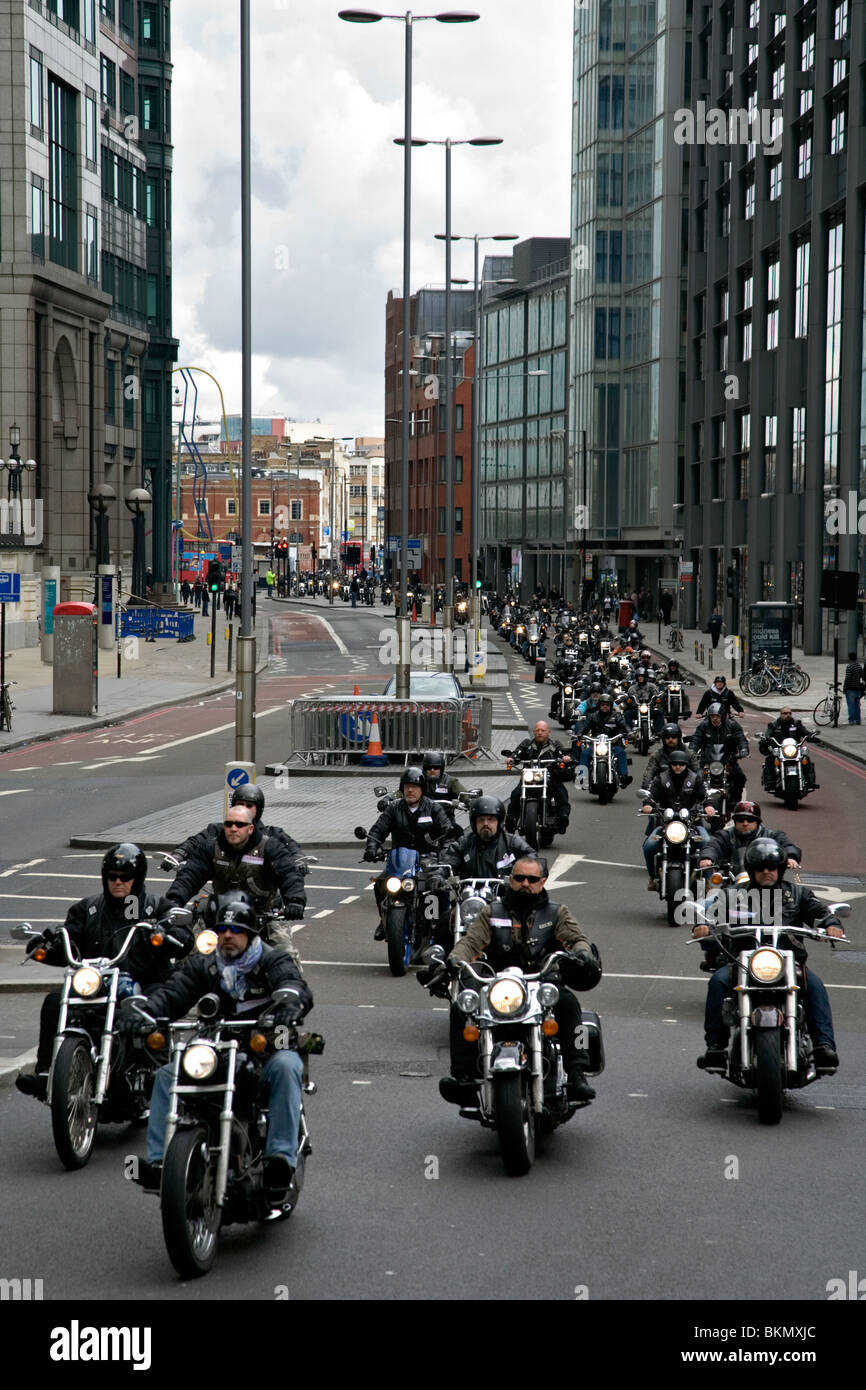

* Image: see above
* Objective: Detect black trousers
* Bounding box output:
[450,987,582,1079]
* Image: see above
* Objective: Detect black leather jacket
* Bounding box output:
[366,795,453,855]
[39,891,186,987]
[165,823,306,912]
[441,828,534,880]
[701,823,801,872]
[645,768,710,810]
[142,942,312,1026]
[690,717,749,761]
[715,881,840,962]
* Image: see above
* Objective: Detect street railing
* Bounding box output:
[282,695,495,767]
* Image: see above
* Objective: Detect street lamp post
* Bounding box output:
[340,7,480,695]
[125,487,152,605]
[88,482,116,652]
[1,424,37,536]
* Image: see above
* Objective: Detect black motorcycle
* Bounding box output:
[502,751,570,848]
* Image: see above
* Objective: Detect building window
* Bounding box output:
[748,0,760,26]
[825,222,844,488]
[797,135,811,180]
[123,363,135,429]
[141,1,158,44]
[120,71,135,118]
[119,0,133,36]
[742,319,752,361]
[438,508,446,533]
[742,271,753,310]
[829,104,846,155]
[737,412,750,500]
[258,499,271,517]
[145,177,157,226]
[769,160,782,201]
[794,240,810,338]
[455,508,463,534]
[832,58,847,88]
[719,194,730,238]
[766,257,779,350]
[100,0,115,18]
[744,179,755,219]
[85,94,97,162]
[771,63,784,100]
[455,404,464,432]
[290,499,302,521]
[31,181,45,259]
[48,0,80,24]
[100,57,116,109]
[718,285,729,323]
[48,77,78,271]
[763,416,777,493]
[773,12,785,34]
[85,211,97,279]
[83,0,96,43]
[455,455,463,482]
[800,31,814,71]
[30,52,43,130]
[792,407,806,492]
[226,498,237,516]
[718,330,728,371]
[105,356,116,426]
[800,88,813,115]
[833,0,849,39]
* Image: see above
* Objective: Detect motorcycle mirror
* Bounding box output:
[376,798,390,812]
[197,993,221,1019]
[166,906,193,927]
[10,922,37,941]
[423,945,446,966]
[373,785,389,796]
[467,788,483,798]
[501,749,513,759]
[353,827,367,840]
[833,903,852,918]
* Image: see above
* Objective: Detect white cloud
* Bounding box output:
[171,1,572,435]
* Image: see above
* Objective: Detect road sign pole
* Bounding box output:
[210,595,216,678]
[1,602,5,693]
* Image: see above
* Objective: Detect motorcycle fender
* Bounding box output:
[751,1006,784,1028]
[490,1041,525,1074]
[575,1010,605,1077]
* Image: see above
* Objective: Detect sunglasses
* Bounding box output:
[511,872,543,884]
[106,872,134,882]
[224,819,252,828]
[216,922,248,934]
[733,816,757,824]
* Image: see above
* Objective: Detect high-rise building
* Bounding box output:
[683,0,865,655]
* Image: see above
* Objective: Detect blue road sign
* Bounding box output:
[226,768,251,789]
[323,526,330,538]
[0,572,21,603]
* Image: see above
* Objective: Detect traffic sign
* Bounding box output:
[323,526,330,538]
[0,572,21,603]
[227,768,251,789]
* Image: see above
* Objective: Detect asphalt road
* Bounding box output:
[1,598,864,1307]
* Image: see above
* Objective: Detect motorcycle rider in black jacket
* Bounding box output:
[641,723,700,789]
[165,784,304,869]
[164,804,306,921]
[641,751,717,886]
[506,720,574,832]
[689,704,749,801]
[759,706,818,791]
[696,674,744,718]
[129,892,313,1202]
[364,766,454,941]
[441,796,533,879]
[16,843,191,1097]
[698,799,801,874]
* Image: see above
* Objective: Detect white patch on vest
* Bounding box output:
[241,854,264,865]
[497,854,515,869]
[490,917,512,927]
[418,816,432,823]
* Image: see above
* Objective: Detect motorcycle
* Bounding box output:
[132,991,322,1277]
[641,804,709,927]
[365,584,375,607]
[691,911,850,1124]
[353,829,456,975]
[427,949,604,1175]
[550,676,577,729]
[659,679,692,722]
[629,699,656,756]
[501,751,570,848]
[331,580,341,599]
[455,598,469,625]
[11,915,191,1169]
[382,584,393,606]
[578,731,626,804]
[341,582,351,602]
[763,736,815,810]
[297,580,306,597]
[702,759,731,822]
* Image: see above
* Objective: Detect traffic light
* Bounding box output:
[206,560,224,593]
[370,546,376,564]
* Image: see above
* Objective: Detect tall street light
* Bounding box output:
[436,232,517,660]
[340,7,480,695]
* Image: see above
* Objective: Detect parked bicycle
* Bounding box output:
[739,650,809,697]
[666,626,684,652]
[0,681,15,732]
[813,681,842,727]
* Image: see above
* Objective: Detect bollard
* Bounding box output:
[708,647,713,670]
[694,640,699,660]
[699,642,705,664]
[226,624,233,672]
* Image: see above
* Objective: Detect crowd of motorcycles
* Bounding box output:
[10,585,854,1281]
[290,570,477,621]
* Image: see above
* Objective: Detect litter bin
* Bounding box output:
[53,602,97,715]
[618,600,634,630]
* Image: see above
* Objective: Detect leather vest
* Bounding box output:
[486,896,560,971]
[212,834,274,906]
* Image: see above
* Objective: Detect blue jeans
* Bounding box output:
[147,1049,304,1164]
[704,965,835,1049]
[580,744,627,779]
[643,825,710,876]
[845,691,862,723]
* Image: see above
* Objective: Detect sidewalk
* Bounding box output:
[647,622,866,767]
[0,606,270,753]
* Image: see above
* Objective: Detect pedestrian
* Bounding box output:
[201,587,209,618]
[223,585,235,620]
[193,579,203,609]
[660,589,673,624]
[842,651,864,725]
[350,574,360,608]
[181,580,191,605]
[707,606,724,649]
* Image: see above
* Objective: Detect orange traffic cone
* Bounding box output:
[412,601,417,622]
[354,684,359,696]
[361,709,389,766]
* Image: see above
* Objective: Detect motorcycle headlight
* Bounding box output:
[709,761,724,777]
[669,683,680,693]
[564,686,573,695]
[596,738,609,753]
[385,876,402,894]
[665,820,688,845]
[196,929,218,956]
[72,967,103,998]
[522,769,534,784]
[488,977,527,1017]
[401,877,416,892]
[639,702,649,713]
[538,983,560,1009]
[749,948,785,984]
[781,740,798,759]
[456,988,480,1014]
[460,896,486,924]
[182,1043,219,1080]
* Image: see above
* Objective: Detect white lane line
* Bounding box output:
[0,917,61,923]
[309,613,349,657]
[0,894,80,902]
[340,895,360,904]
[299,866,372,875]
[0,858,45,878]
[303,960,385,968]
[22,872,172,882]
[109,704,285,757]
[51,761,83,766]
[0,789,30,797]
[3,765,41,771]
[312,909,333,919]
[604,971,866,992]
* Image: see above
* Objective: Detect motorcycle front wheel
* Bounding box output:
[161,1125,222,1278]
[597,776,614,805]
[494,1071,535,1176]
[385,905,410,977]
[665,867,684,927]
[783,786,800,811]
[522,801,539,849]
[754,1028,784,1125]
[51,1036,98,1170]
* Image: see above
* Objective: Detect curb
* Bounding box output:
[0,1057,35,1090]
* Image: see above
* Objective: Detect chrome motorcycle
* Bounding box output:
[763,735,815,811]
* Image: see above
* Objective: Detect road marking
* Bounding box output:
[358,1004,376,1009]
[105,704,285,757]
[815,1105,836,1110]
[310,613,349,657]
[340,895,359,904]
[603,970,866,991]
[51,761,82,766]
[4,765,41,771]
[0,894,79,902]
[628,1093,648,1097]
[0,789,30,797]
[352,1080,372,1085]
[0,858,45,878]
[303,960,386,968]
[312,909,333,919]
[0,917,59,922]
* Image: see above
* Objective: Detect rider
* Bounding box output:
[641,749,716,888]
[696,673,744,719]
[15,844,190,1099]
[428,853,602,1105]
[128,892,313,1202]
[163,804,307,924]
[698,800,801,875]
[575,694,632,786]
[441,796,533,880]
[505,721,573,834]
[692,839,843,1072]
[689,703,749,802]
[624,667,661,733]
[363,766,453,940]
[419,750,469,820]
[164,784,304,869]
[759,707,818,791]
[659,658,692,719]
[641,723,700,788]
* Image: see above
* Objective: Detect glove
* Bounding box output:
[25,930,53,958]
[116,996,149,1038]
[364,845,384,863]
[283,901,305,921]
[560,945,603,992]
[273,989,306,1027]
[417,961,450,997]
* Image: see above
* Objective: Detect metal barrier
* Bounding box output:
[117,608,195,642]
[283,696,496,766]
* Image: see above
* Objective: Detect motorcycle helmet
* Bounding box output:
[707,702,725,719]
[102,843,147,897]
[422,750,446,778]
[661,723,681,742]
[743,838,786,881]
[399,766,426,791]
[667,749,689,769]
[469,795,505,828]
[732,799,761,823]
[598,692,613,707]
[635,668,648,681]
[212,890,260,936]
[231,784,265,821]
[590,682,603,695]
[640,650,652,662]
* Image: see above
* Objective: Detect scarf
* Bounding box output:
[216,934,264,1001]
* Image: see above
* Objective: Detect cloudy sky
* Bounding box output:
[171,1,573,437]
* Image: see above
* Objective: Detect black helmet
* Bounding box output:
[400,765,426,790]
[102,843,147,897]
[599,691,613,705]
[231,784,265,820]
[212,890,259,935]
[470,795,505,828]
[707,702,724,718]
[661,723,681,741]
[590,682,603,695]
[743,838,786,881]
[668,749,689,768]
[422,750,446,775]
